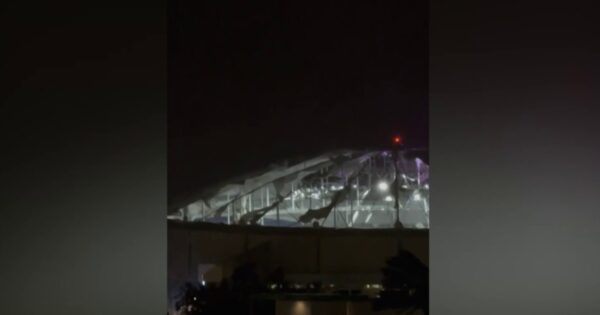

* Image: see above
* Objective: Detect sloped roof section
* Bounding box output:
[168,149,429,229]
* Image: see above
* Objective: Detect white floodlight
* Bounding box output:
[377,181,389,191]
[413,191,421,201]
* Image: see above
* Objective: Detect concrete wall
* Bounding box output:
[168,222,428,309]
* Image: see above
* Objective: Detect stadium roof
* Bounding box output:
[168,149,429,229]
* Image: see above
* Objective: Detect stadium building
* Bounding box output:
[168,148,429,314]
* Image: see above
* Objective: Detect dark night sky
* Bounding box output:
[169,1,428,202]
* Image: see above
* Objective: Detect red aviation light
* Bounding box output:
[393,135,403,145]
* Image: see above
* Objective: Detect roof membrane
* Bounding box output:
[168,149,429,229]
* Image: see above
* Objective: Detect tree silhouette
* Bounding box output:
[374,249,429,314]
[174,262,265,315]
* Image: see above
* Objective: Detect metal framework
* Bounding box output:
[168,149,429,229]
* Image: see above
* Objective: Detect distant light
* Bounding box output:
[413,192,421,201]
[401,184,409,189]
[384,195,393,202]
[377,181,389,191]
[424,184,429,189]
[201,280,206,286]
[352,184,358,189]
[291,301,309,315]
[393,135,403,145]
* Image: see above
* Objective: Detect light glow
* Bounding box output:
[377,181,389,191]
[291,301,310,315]
[413,192,421,201]
[393,135,402,144]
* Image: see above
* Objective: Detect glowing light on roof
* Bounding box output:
[393,135,403,144]
[413,191,422,201]
[377,181,389,191]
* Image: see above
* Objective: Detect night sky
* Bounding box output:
[169,1,428,202]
